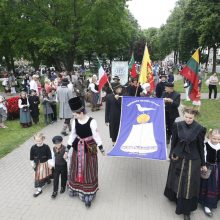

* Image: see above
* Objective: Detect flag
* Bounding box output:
[129,53,137,78]
[139,45,154,92]
[108,97,167,160]
[180,49,200,101]
[98,61,108,92]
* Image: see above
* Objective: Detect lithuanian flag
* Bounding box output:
[180,49,200,101]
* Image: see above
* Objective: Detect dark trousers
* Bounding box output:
[51,104,57,121]
[53,164,67,192]
[165,112,176,141]
[208,85,217,99]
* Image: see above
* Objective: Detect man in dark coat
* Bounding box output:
[74,76,86,107]
[155,73,168,98]
[162,82,180,144]
[28,89,40,124]
[127,77,143,97]
[105,83,122,145]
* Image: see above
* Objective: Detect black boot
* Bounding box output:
[60,187,65,194]
[184,215,190,220]
[85,201,91,208]
[51,191,58,199]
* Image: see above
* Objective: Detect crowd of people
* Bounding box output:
[0,65,220,219]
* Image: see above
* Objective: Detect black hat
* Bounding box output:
[165,82,174,87]
[113,76,120,81]
[52,135,63,144]
[113,83,123,91]
[68,97,84,112]
[61,78,69,85]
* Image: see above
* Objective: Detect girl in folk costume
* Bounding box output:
[164,107,207,220]
[66,97,105,208]
[30,133,52,197]
[28,89,40,124]
[199,129,220,217]
[88,75,100,112]
[18,91,32,128]
[0,95,7,128]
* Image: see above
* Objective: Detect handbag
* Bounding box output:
[200,168,212,179]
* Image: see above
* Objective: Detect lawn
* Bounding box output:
[0,108,45,159]
[181,99,220,129]
[174,77,220,93]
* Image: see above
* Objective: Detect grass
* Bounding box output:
[0,108,45,159]
[181,99,220,129]
[174,74,220,93]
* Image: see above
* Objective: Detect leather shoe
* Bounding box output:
[51,191,57,199]
[85,201,91,208]
[33,190,42,197]
[184,215,190,220]
[204,207,213,217]
[60,187,65,194]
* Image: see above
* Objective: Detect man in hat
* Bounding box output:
[73,75,86,107]
[105,83,123,145]
[127,77,143,97]
[66,97,105,207]
[28,89,40,124]
[57,78,74,135]
[162,82,180,144]
[155,73,168,98]
[111,75,120,92]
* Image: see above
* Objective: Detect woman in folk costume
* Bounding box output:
[164,107,207,220]
[66,97,105,208]
[30,133,52,197]
[18,91,32,128]
[88,75,100,111]
[199,129,220,217]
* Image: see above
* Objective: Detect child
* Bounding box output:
[18,91,32,128]
[30,133,52,197]
[48,89,57,122]
[50,136,68,199]
[42,91,54,125]
[0,95,7,128]
[199,129,220,217]
[28,90,40,124]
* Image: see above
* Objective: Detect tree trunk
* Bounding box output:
[212,46,217,73]
[205,47,210,68]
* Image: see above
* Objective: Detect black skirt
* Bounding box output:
[164,158,201,215]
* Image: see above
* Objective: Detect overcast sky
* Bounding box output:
[127,0,177,29]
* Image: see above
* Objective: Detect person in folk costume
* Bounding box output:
[105,83,123,145]
[28,89,40,124]
[0,95,7,128]
[88,75,100,112]
[57,78,74,136]
[164,107,207,220]
[18,91,32,128]
[66,97,105,208]
[50,136,68,199]
[155,73,168,98]
[42,91,54,125]
[74,75,86,108]
[30,133,52,197]
[162,82,180,144]
[127,77,143,97]
[199,129,220,217]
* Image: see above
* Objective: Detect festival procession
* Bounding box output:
[0,1,220,220]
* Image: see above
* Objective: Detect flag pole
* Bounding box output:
[107,78,115,95]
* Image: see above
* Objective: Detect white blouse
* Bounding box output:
[18,98,30,109]
[204,141,220,162]
[67,116,102,147]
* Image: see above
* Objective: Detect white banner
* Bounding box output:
[111,61,128,85]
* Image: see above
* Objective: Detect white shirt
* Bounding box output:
[29,80,39,95]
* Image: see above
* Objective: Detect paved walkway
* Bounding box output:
[0,104,220,220]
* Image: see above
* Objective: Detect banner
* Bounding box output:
[111,61,128,85]
[108,97,167,160]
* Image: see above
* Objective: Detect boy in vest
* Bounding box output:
[50,136,68,198]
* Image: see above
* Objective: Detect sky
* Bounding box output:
[127,0,177,29]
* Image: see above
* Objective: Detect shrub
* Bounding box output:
[6,96,20,119]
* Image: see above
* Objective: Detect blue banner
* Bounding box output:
[108,97,167,160]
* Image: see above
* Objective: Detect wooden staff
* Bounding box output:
[107,78,115,95]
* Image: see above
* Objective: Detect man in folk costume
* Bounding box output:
[127,77,143,97]
[105,83,123,145]
[155,73,168,98]
[66,97,105,208]
[162,82,180,144]
[57,78,74,136]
